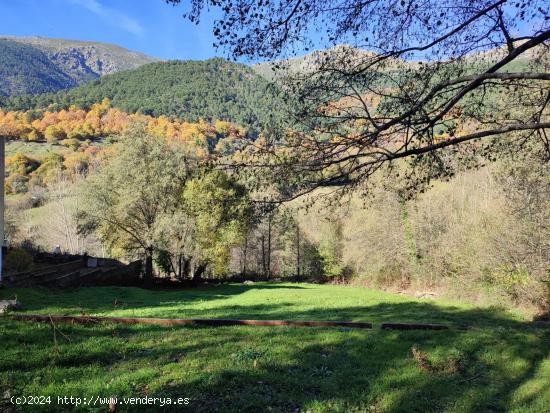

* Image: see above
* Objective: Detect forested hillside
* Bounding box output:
[2,59,285,133]
[0,40,76,96]
[2,36,157,78]
[0,36,157,96]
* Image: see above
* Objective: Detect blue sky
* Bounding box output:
[0,0,221,60]
[0,0,540,62]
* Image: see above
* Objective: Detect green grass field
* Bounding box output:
[1,283,548,412]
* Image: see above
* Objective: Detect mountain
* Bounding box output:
[0,39,77,96]
[252,45,405,82]
[252,43,546,82]
[0,35,158,96]
[2,59,285,133]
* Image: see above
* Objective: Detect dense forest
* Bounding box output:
[0,35,157,96]
[3,59,285,134]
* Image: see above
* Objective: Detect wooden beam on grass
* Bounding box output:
[10,314,373,329]
[381,323,449,330]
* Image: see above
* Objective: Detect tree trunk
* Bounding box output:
[241,235,248,276]
[182,257,191,279]
[399,198,418,283]
[177,255,183,279]
[176,256,191,280]
[261,234,267,277]
[193,263,206,283]
[168,256,177,279]
[266,215,272,279]
[296,223,300,278]
[144,247,154,280]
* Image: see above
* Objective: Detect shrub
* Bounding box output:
[44,125,66,143]
[372,262,411,289]
[25,129,40,142]
[5,174,29,194]
[4,248,33,273]
[60,138,81,150]
[11,191,44,210]
[154,249,173,276]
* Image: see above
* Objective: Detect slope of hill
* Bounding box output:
[252,44,410,82]
[0,35,158,96]
[0,39,77,96]
[252,43,545,82]
[2,59,285,132]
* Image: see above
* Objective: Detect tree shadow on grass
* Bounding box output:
[1,301,548,412]
[1,283,308,315]
[152,305,549,412]
[0,284,526,329]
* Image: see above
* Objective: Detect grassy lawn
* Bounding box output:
[1,283,548,412]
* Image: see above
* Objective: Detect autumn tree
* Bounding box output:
[77,123,191,279]
[0,104,249,156]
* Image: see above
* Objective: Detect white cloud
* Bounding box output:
[69,0,144,36]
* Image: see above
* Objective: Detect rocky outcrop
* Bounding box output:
[42,43,157,83]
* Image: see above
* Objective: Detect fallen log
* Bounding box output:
[381,323,448,330]
[10,314,373,329]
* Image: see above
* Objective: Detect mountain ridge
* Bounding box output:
[251,42,545,81]
[0,35,158,96]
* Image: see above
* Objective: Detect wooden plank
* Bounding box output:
[10,314,373,329]
[381,322,448,330]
